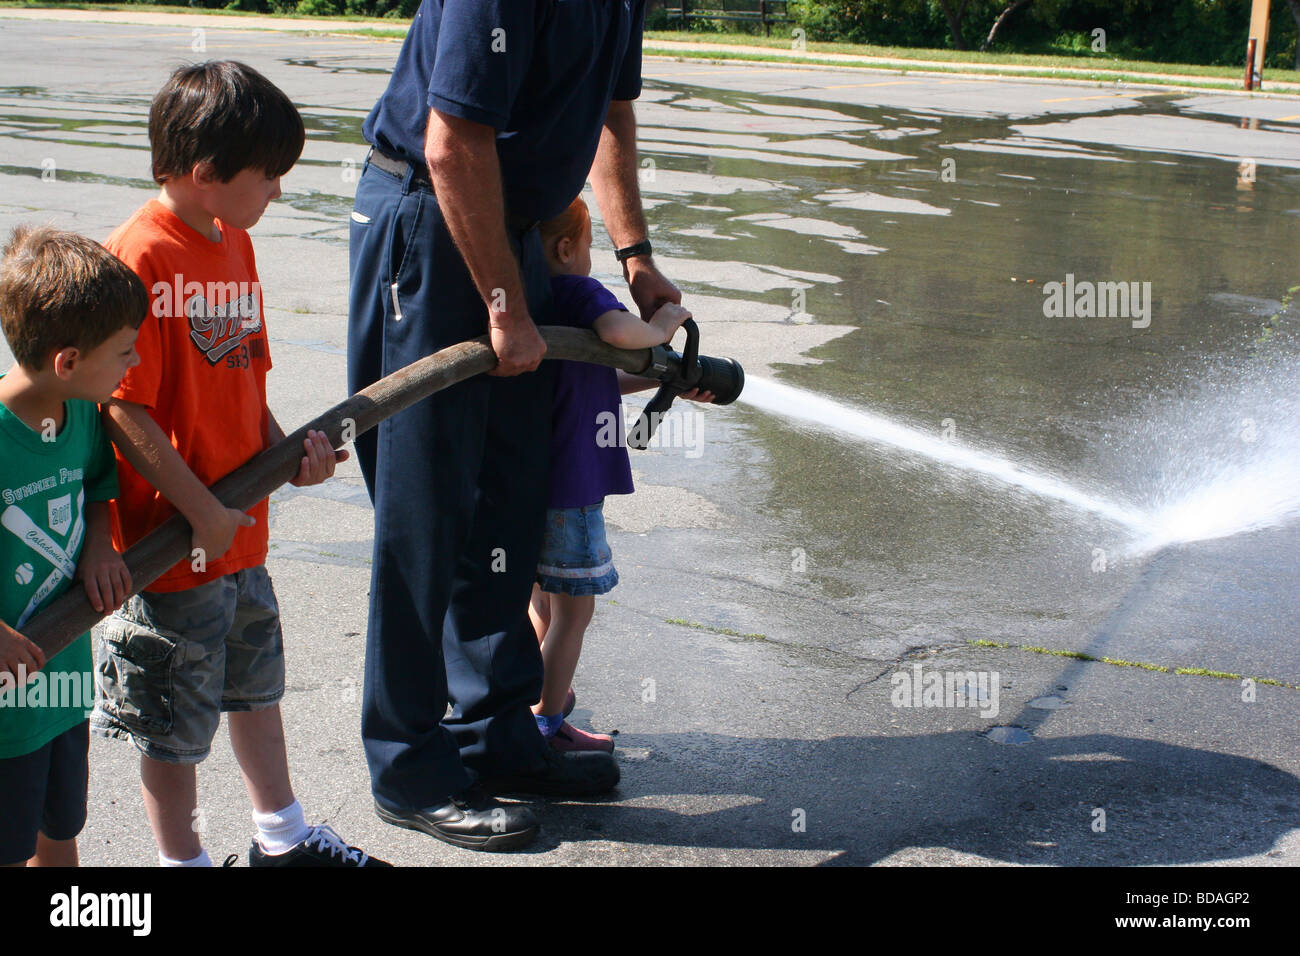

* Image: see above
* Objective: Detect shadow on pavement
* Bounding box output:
[539,730,1300,865]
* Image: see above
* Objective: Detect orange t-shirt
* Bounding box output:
[105,200,272,592]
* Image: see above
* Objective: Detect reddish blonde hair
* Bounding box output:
[539,196,591,258]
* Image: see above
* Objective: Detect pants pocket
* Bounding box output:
[95,616,177,736]
[388,188,426,305]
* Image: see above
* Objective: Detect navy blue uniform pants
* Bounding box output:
[348,160,554,810]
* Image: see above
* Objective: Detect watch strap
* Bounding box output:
[614,239,653,262]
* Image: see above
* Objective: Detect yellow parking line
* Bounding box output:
[643,69,751,77]
[206,38,356,47]
[1042,91,1166,104]
[1042,93,1127,103]
[37,31,343,46]
[1275,113,1300,121]
[822,80,913,90]
[40,31,191,40]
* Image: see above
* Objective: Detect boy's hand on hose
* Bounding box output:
[190,501,256,568]
[289,429,349,487]
[1,620,45,681]
[77,536,132,614]
[649,301,692,344]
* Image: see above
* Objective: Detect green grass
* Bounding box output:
[1023,645,1097,661]
[0,1,373,18]
[665,617,766,640]
[640,30,1300,92]
[644,30,1298,81]
[0,1,411,36]
[1175,666,1241,679]
[642,44,1300,92]
[326,26,405,38]
[968,639,1298,689]
[1259,284,1300,346]
[1099,656,1170,673]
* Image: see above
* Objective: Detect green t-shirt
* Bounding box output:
[0,389,118,758]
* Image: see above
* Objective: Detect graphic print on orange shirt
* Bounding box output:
[150,274,267,365]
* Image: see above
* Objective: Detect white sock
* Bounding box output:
[160,848,212,867]
[253,799,311,854]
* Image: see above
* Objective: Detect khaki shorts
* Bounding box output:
[92,565,285,764]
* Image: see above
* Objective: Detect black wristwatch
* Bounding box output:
[614,239,653,263]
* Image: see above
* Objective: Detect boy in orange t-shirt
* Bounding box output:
[95,61,387,867]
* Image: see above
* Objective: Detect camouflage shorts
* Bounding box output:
[91,565,285,764]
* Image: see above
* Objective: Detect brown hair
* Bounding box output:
[0,226,148,371]
[149,60,305,184]
[540,196,592,258]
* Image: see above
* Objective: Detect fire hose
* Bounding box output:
[22,323,743,660]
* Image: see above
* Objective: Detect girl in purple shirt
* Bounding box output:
[529,197,708,751]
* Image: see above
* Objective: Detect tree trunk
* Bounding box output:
[981,0,1033,52]
[1289,0,1300,70]
[937,0,970,51]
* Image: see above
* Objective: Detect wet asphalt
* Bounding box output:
[1,13,1298,866]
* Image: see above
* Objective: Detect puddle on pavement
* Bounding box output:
[285,57,394,76]
[1027,695,1068,710]
[0,163,151,189]
[984,726,1035,745]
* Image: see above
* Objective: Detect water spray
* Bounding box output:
[738,377,1151,530]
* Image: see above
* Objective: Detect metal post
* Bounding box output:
[1246,0,1270,91]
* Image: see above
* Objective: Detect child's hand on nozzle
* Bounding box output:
[1,620,45,683]
[289,429,349,487]
[679,387,716,404]
[649,301,692,345]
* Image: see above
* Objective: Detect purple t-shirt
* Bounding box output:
[548,274,636,509]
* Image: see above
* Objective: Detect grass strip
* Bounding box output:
[969,640,1296,689]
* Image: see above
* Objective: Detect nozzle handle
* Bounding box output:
[627,318,700,450]
[679,317,700,382]
[626,383,677,450]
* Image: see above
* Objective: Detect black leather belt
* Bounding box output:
[366,146,540,235]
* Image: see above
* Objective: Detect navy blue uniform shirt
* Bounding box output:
[364,0,646,222]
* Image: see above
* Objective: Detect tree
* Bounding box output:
[937,0,1034,53]
[1289,0,1300,69]
[981,0,1033,51]
[936,0,973,49]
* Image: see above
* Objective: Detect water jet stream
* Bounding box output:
[739,377,1150,529]
[741,376,1300,551]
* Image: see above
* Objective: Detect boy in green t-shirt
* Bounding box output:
[0,225,144,867]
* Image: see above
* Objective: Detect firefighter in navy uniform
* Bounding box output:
[348,0,677,850]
